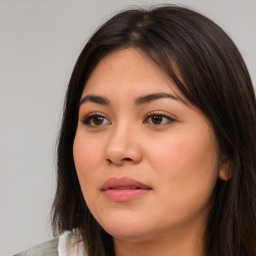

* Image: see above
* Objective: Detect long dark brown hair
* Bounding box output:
[52,5,256,256]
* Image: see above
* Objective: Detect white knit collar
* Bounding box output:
[58,230,86,256]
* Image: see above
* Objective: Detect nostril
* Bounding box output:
[122,158,132,162]
[106,157,132,165]
[106,159,112,165]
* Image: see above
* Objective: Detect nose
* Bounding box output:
[105,124,142,166]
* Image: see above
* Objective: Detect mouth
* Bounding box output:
[101,177,152,202]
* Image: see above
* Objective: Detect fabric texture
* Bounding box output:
[58,230,86,256]
[13,231,87,256]
[13,238,59,256]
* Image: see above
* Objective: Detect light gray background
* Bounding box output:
[1,0,255,255]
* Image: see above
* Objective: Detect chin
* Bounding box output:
[97,214,156,242]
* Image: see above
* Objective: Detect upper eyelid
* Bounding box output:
[144,114,175,123]
[81,111,110,120]
[144,111,177,120]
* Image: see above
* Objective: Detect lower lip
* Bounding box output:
[103,189,150,202]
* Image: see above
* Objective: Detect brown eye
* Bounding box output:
[151,115,163,124]
[82,114,111,127]
[144,113,175,125]
[92,116,104,125]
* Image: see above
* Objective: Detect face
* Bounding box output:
[73,48,228,244]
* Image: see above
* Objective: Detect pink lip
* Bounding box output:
[101,177,152,202]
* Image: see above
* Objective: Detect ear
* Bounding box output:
[218,156,232,181]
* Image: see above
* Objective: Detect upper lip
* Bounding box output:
[101,177,151,190]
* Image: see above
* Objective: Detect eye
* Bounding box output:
[82,113,111,127]
[144,113,175,125]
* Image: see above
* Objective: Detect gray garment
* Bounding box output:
[13,238,59,256]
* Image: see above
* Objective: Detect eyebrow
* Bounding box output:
[135,92,185,105]
[79,92,184,107]
[79,95,110,106]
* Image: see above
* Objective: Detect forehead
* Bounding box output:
[82,48,184,100]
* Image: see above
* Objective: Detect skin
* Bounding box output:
[73,48,229,256]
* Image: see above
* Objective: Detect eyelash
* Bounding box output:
[81,112,176,127]
[81,113,111,127]
[144,112,176,125]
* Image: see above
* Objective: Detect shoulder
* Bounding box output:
[13,238,59,256]
[13,231,87,256]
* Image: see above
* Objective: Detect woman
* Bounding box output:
[15,5,256,256]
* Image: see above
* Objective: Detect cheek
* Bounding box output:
[147,128,219,177]
[144,131,219,225]
[73,131,104,196]
[73,132,106,213]
[146,128,220,204]
[73,132,102,171]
